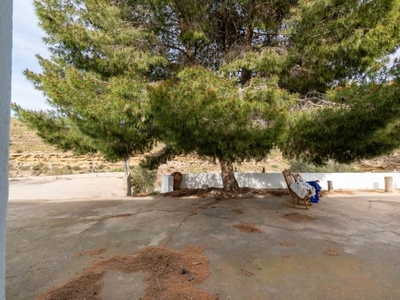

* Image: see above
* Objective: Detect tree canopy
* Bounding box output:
[13,0,400,190]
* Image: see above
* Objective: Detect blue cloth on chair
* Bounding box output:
[307,181,322,203]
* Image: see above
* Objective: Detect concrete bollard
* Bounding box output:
[327,180,333,192]
[384,176,393,192]
[161,175,174,193]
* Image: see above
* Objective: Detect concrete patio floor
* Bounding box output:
[6,177,400,299]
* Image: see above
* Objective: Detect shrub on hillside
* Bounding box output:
[32,163,45,171]
[52,166,73,176]
[130,165,157,195]
[289,160,357,173]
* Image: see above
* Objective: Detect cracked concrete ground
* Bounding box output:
[6,177,400,300]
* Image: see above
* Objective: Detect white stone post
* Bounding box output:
[384,176,393,193]
[161,175,174,193]
[0,0,13,298]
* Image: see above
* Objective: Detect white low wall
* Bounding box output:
[180,172,400,190]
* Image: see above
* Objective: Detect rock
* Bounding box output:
[201,184,209,190]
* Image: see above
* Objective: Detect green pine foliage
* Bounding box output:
[283,0,400,93]
[14,0,160,161]
[148,67,293,163]
[282,66,400,164]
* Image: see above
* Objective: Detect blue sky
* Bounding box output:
[12,0,50,111]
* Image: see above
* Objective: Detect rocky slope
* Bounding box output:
[8,118,289,179]
[9,118,400,179]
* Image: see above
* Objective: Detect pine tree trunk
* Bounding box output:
[220,160,239,191]
[123,159,130,177]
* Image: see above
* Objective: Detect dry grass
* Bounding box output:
[38,246,215,300]
[324,249,339,256]
[281,213,318,223]
[233,222,262,234]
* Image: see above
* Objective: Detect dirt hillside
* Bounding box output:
[8,118,400,179]
[8,118,289,179]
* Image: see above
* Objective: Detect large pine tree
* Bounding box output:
[14,0,400,190]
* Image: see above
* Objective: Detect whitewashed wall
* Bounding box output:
[0,0,12,298]
[180,172,400,190]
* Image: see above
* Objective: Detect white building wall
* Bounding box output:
[180,172,400,190]
[0,0,12,298]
